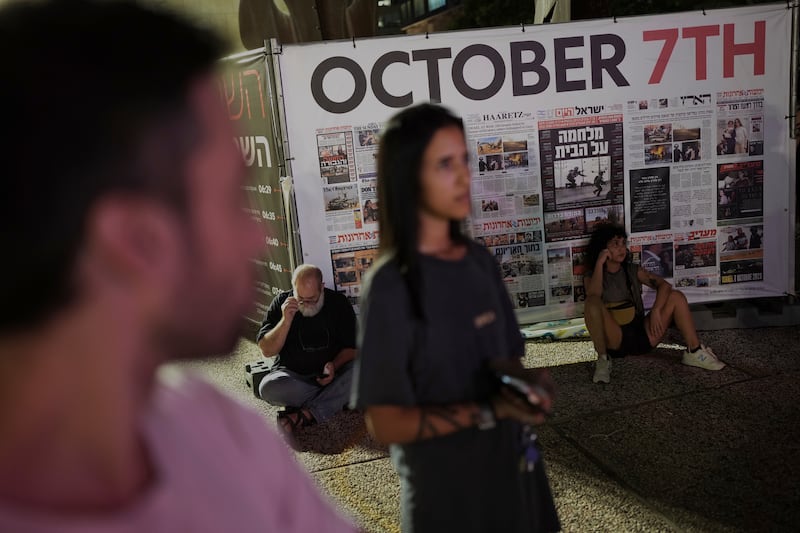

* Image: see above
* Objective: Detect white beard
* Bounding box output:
[297,290,325,318]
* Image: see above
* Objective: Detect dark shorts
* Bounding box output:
[607,313,654,358]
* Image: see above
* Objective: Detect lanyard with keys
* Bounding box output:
[519,424,539,472]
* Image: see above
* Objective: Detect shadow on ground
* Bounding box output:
[179,325,800,532]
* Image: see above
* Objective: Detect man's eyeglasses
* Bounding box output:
[294,291,322,305]
[296,294,321,306]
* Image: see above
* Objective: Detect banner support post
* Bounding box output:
[791,1,798,137]
[268,38,304,268]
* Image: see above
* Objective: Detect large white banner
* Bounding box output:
[278,4,795,321]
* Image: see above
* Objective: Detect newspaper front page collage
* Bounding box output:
[624,89,765,304]
[315,124,381,311]
[315,88,768,312]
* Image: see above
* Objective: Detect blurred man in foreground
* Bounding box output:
[0,1,355,531]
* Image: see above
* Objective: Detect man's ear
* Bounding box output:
[82,196,182,290]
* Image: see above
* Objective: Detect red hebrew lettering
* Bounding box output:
[220,72,244,120]
[243,70,267,119]
[682,25,719,81]
[689,229,716,240]
[643,28,679,84]
[723,21,765,78]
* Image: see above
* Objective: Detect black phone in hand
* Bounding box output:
[496,373,551,415]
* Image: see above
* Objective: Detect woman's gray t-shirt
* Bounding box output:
[352,242,559,533]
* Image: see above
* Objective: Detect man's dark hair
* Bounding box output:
[0,0,224,333]
[585,223,628,271]
[376,103,466,317]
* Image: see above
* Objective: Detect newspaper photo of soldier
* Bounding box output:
[539,116,624,213]
[553,157,611,206]
[717,160,763,221]
[643,123,672,145]
[323,183,359,212]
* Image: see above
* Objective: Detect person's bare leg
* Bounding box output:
[584,295,606,355]
[645,290,699,349]
[584,295,623,356]
[584,295,622,383]
[645,290,724,370]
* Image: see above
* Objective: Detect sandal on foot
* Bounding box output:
[277,408,316,435]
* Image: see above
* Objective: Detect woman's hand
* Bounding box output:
[596,249,611,269]
[489,364,555,426]
[491,386,550,425]
[648,307,665,340]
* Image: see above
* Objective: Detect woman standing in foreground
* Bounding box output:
[351,103,560,533]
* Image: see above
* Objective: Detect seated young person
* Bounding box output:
[257,265,357,434]
[583,224,725,383]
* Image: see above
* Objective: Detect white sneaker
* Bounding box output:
[593,358,611,383]
[682,344,726,371]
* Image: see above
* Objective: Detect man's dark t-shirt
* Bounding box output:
[256,288,356,376]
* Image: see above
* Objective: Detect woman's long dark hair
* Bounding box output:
[377,103,467,317]
[585,223,628,273]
